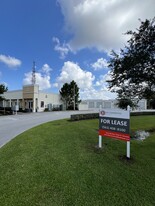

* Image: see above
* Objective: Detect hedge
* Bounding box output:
[70,111,155,121]
[130,111,155,116]
[70,113,99,121]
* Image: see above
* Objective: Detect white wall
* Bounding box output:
[1,90,23,108]
[81,99,117,110]
[79,102,88,110]
[3,90,22,99]
[137,99,147,110]
[38,92,62,111]
[1,89,63,112]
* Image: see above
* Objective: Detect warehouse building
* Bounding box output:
[79,99,147,111]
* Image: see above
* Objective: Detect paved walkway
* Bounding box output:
[0,110,97,148]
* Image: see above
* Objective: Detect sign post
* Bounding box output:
[127,105,130,158]
[99,135,102,148]
[127,141,130,158]
[99,107,130,158]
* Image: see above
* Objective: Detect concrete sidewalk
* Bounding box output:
[0,110,97,148]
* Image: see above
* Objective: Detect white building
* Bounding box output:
[79,99,147,110]
[0,82,147,113]
[0,84,63,112]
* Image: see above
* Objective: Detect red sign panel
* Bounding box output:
[99,129,130,141]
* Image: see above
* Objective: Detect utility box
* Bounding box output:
[15,105,19,111]
[12,105,19,111]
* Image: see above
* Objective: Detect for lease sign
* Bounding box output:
[99,109,130,141]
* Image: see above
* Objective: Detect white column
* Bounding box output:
[9,99,11,107]
[145,99,147,110]
[36,98,38,112]
[99,105,102,111]
[33,98,36,112]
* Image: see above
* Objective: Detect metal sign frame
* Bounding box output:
[99,107,130,158]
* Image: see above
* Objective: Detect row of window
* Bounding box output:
[88,101,113,108]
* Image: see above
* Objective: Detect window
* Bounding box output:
[104,101,112,108]
[41,101,44,108]
[88,102,95,108]
[96,102,102,108]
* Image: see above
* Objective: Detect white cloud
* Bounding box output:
[53,37,71,59]
[81,72,116,100]
[94,72,112,87]
[91,58,108,70]
[23,64,52,90]
[55,61,95,89]
[52,82,59,88]
[58,0,155,52]
[0,54,22,68]
[80,87,116,100]
[41,64,52,75]
[54,60,116,99]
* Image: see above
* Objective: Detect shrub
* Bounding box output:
[44,108,49,112]
[131,111,155,116]
[71,111,155,121]
[71,113,99,121]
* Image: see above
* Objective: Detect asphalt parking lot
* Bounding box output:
[0,110,97,148]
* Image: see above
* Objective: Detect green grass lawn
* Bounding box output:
[0,115,155,206]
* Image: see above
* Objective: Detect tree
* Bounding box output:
[59,80,80,110]
[59,83,70,110]
[0,84,8,101]
[107,18,155,108]
[150,98,155,109]
[115,98,137,110]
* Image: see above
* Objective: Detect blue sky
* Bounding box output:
[0,0,154,99]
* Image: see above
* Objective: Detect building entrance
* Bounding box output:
[28,101,33,110]
[25,100,33,112]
